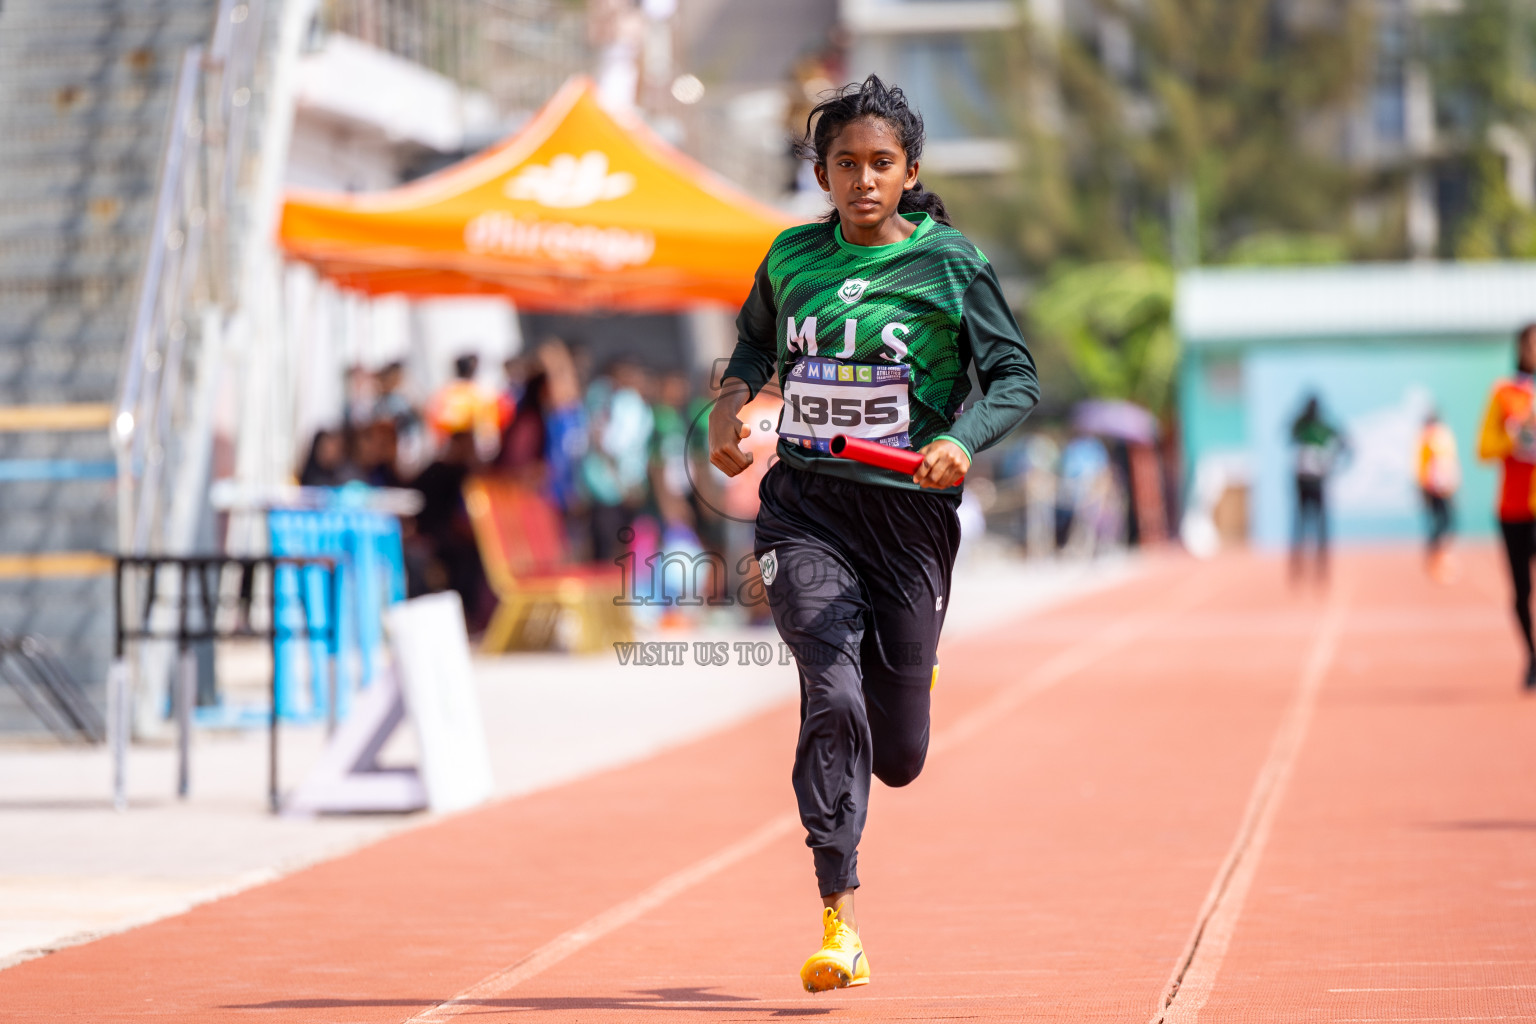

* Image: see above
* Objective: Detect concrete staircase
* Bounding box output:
[0,0,221,732]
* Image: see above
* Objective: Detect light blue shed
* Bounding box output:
[1176,263,1536,547]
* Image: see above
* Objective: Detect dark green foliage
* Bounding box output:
[980,0,1374,269]
[930,0,1536,413]
[1424,0,1536,257]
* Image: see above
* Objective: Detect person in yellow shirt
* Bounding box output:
[1417,411,1460,582]
[1478,323,1536,689]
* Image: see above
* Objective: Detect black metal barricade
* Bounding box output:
[112,555,339,812]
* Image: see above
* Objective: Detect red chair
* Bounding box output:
[463,476,632,653]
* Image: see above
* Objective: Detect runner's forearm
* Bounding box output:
[717,377,751,412]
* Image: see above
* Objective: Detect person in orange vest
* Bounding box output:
[425,353,506,461]
[1417,411,1460,583]
[1478,323,1536,690]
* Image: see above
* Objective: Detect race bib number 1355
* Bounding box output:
[779,357,910,452]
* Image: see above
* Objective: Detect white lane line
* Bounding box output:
[407,573,1216,1022]
[1150,585,1350,1024]
[1334,962,1536,968]
[1331,985,1536,993]
[1332,1018,1536,1022]
[622,967,1062,981]
[406,811,799,1022]
[449,992,1044,1005]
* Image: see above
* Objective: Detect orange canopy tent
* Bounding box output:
[279,78,797,311]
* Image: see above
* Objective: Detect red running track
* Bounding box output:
[2,549,1534,1023]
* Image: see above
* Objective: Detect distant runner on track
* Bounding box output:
[1479,322,1536,690]
[1289,393,1347,586]
[708,75,1039,993]
[1417,410,1460,583]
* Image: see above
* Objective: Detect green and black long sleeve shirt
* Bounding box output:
[723,212,1040,493]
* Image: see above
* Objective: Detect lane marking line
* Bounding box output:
[431,992,1045,1006]
[409,573,1217,1021]
[1150,584,1350,1024]
[1330,985,1536,993]
[620,967,1062,982]
[1335,961,1536,968]
[407,811,798,1022]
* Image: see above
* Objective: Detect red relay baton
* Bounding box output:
[829,434,964,484]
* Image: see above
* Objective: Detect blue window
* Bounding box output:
[856,35,1003,141]
[1372,15,1407,143]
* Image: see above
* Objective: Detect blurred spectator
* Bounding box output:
[372,360,425,472]
[1058,434,1117,555]
[685,386,730,578]
[648,371,706,627]
[497,352,526,453]
[1289,394,1347,585]
[502,354,528,409]
[499,364,550,487]
[568,343,594,389]
[581,358,654,560]
[372,361,418,433]
[1022,434,1061,557]
[343,363,377,433]
[355,419,405,489]
[298,428,359,487]
[650,370,695,532]
[1417,411,1460,583]
[498,339,588,511]
[425,352,504,461]
[410,430,489,631]
[983,439,1029,549]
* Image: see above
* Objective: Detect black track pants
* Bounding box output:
[754,462,961,897]
[1423,491,1453,552]
[1501,519,1535,658]
[1291,475,1328,577]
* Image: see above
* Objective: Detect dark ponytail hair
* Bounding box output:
[793,74,951,227]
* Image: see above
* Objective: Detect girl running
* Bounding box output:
[708,75,1040,992]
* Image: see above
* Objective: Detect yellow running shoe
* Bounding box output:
[800,906,870,992]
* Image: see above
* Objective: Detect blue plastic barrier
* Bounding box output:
[268,492,407,723]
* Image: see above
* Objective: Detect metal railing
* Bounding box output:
[0,634,106,744]
[318,0,588,116]
[109,0,279,748]
[112,0,269,559]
